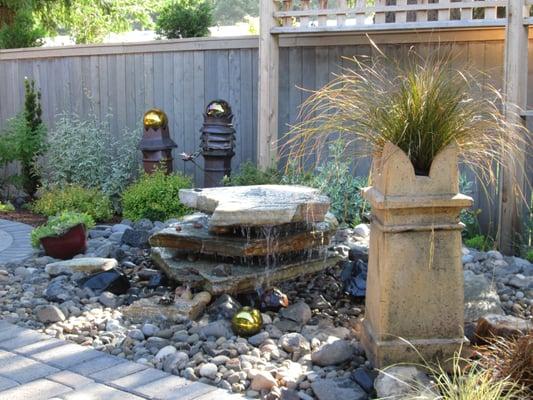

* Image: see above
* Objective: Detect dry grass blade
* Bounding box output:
[283,45,531,197]
[475,333,533,396]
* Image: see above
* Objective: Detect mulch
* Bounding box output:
[0,210,46,227]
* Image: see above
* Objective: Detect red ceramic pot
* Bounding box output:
[40,223,87,260]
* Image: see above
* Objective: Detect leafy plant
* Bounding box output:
[0,201,15,212]
[223,161,282,186]
[155,0,213,39]
[31,211,94,248]
[465,234,494,251]
[122,169,192,221]
[0,5,45,49]
[213,0,258,25]
[286,44,527,183]
[0,78,46,197]
[31,185,112,221]
[306,141,369,226]
[41,111,141,207]
[459,174,482,240]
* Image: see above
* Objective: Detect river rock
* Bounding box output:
[311,340,354,366]
[280,302,312,325]
[174,291,212,320]
[123,297,190,323]
[208,294,242,319]
[122,229,150,248]
[199,363,218,379]
[45,257,117,276]
[463,270,504,321]
[251,370,278,391]
[475,313,532,341]
[311,378,367,400]
[36,305,66,323]
[279,333,310,353]
[179,185,330,229]
[374,366,438,400]
[199,320,233,339]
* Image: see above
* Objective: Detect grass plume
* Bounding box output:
[283,43,530,187]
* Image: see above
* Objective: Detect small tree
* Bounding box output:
[155,0,213,39]
[20,78,46,197]
[0,6,45,49]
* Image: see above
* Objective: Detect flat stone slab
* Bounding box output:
[152,246,340,294]
[179,185,330,229]
[0,219,33,263]
[150,213,337,258]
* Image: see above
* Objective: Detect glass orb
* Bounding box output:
[231,307,263,337]
[206,100,232,118]
[143,108,168,129]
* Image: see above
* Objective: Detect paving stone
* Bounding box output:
[0,329,48,350]
[0,376,18,390]
[14,338,65,356]
[31,343,102,369]
[132,375,212,400]
[60,382,145,400]
[0,378,71,400]
[71,355,127,376]
[0,324,25,342]
[0,350,59,383]
[110,367,169,389]
[90,361,148,382]
[47,371,94,389]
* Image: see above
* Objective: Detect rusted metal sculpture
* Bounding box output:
[139,108,177,174]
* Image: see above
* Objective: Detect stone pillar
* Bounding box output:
[361,142,473,368]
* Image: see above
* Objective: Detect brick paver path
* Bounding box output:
[0,219,33,263]
[0,320,243,400]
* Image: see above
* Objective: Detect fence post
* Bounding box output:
[258,0,280,169]
[499,0,528,253]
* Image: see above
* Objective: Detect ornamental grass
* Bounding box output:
[284,41,529,186]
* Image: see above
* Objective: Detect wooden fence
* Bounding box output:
[0,28,531,240]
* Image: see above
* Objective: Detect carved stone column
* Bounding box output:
[361,142,473,367]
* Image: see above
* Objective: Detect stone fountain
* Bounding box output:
[150,185,340,294]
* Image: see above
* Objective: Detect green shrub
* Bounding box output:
[32,185,113,222]
[155,0,213,39]
[0,201,15,213]
[42,111,141,206]
[0,78,46,197]
[526,250,533,263]
[223,161,281,186]
[465,234,494,251]
[122,170,192,221]
[31,211,94,248]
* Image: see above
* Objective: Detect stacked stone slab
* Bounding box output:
[150,185,340,294]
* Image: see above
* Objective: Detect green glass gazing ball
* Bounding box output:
[231,307,263,337]
[143,108,168,129]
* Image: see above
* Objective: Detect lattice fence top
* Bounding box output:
[271,0,533,33]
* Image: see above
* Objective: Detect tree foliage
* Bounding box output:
[155,0,213,39]
[212,0,258,25]
[51,0,162,44]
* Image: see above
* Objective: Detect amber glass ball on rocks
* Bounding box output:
[143,108,168,129]
[231,307,263,337]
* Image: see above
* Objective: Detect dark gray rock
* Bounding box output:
[44,276,72,302]
[121,229,150,248]
[350,368,377,394]
[208,294,241,319]
[312,378,367,400]
[280,301,312,325]
[311,340,354,366]
[199,320,233,339]
[134,219,153,231]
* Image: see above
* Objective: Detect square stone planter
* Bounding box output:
[361,142,473,368]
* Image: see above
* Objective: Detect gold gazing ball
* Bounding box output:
[231,307,263,337]
[143,108,168,129]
